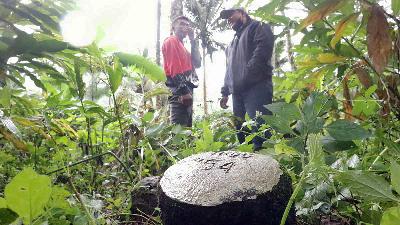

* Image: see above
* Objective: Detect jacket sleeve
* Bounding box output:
[191,39,202,69]
[221,47,231,97]
[246,23,274,75]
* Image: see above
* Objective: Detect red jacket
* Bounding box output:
[162,36,193,77]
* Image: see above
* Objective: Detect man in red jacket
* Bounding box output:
[162,16,201,127]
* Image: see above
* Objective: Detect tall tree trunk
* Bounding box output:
[0,59,7,87]
[283,12,296,72]
[202,47,208,115]
[270,26,280,77]
[156,0,161,66]
[170,0,183,22]
[155,0,166,110]
[0,68,6,87]
[285,29,296,72]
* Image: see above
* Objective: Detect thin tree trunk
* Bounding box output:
[170,0,183,22]
[285,28,296,71]
[270,26,280,77]
[283,12,296,72]
[155,0,166,110]
[156,0,161,66]
[202,47,208,115]
[0,67,6,87]
[0,59,7,87]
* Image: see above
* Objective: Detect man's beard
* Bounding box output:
[232,20,243,31]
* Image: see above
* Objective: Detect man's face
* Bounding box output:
[227,10,244,30]
[174,19,190,37]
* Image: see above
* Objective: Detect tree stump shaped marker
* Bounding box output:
[160,151,295,225]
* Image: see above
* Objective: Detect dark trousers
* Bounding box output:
[169,95,193,127]
[232,81,272,150]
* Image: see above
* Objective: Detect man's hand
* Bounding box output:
[220,96,229,109]
[188,28,195,41]
[179,93,193,106]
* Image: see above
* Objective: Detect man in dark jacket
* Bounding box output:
[219,8,274,150]
[162,16,201,127]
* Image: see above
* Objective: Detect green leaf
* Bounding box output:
[12,65,46,91]
[275,142,298,155]
[73,214,89,225]
[254,0,281,15]
[5,74,25,89]
[107,57,123,94]
[303,92,334,121]
[317,53,346,64]
[263,114,294,134]
[330,13,359,48]
[20,5,59,31]
[338,44,359,57]
[338,170,399,202]
[145,123,166,138]
[326,120,370,141]
[74,58,85,99]
[266,102,302,121]
[391,161,400,194]
[142,111,154,123]
[34,39,68,53]
[47,186,71,210]
[195,121,223,152]
[263,102,302,135]
[5,168,52,224]
[322,136,356,152]
[393,0,400,16]
[381,206,400,225]
[144,87,171,99]
[383,139,400,155]
[84,101,109,118]
[287,137,305,153]
[254,0,291,22]
[13,31,37,55]
[264,15,291,25]
[0,198,6,208]
[85,107,108,117]
[0,3,51,34]
[0,86,12,107]
[308,117,325,134]
[352,96,379,116]
[295,117,325,135]
[365,85,378,97]
[116,52,166,82]
[297,0,345,31]
[0,208,18,225]
[24,70,47,92]
[307,134,325,167]
[0,40,8,53]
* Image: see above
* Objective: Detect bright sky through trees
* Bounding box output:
[61,0,161,52]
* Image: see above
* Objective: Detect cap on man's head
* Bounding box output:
[219,7,246,19]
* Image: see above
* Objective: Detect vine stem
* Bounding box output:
[369,138,400,170]
[47,151,134,183]
[69,177,97,225]
[280,170,307,225]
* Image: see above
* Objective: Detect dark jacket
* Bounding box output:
[221,19,274,96]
